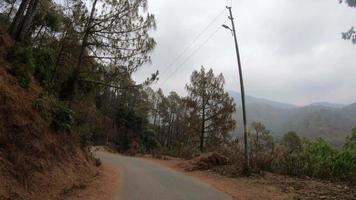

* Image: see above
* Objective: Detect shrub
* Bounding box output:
[140,128,159,152]
[32,97,45,112]
[10,64,32,88]
[7,45,57,89]
[50,103,74,132]
[271,144,305,176]
[32,48,56,87]
[301,138,337,178]
[77,125,94,147]
[7,45,35,88]
[332,129,356,182]
[333,148,356,182]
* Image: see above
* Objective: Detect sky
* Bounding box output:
[132,0,356,106]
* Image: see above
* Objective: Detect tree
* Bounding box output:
[8,0,41,41]
[281,131,302,154]
[250,122,274,170]
[69,0,156,102]
[251,122,267,149]
[186,66,236,152]
[339,0,356,44]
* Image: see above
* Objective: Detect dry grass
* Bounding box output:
[0,33,100,199]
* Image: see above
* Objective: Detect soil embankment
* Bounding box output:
[0,31,108,199]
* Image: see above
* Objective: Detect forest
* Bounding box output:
[0,1,355,198]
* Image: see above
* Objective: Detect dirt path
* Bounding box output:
[97,151,232,200]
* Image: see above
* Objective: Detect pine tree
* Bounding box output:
[186,66,236,152]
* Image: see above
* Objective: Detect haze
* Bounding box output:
[132,0,356,106]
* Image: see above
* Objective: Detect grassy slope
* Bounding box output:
[0,31,97,200]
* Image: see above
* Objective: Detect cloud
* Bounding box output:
[132,0,356,105]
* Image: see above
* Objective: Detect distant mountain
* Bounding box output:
[229,91,297,109]
[230,91,356,147]
[309,102,346,109]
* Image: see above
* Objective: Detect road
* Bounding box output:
[97,151,232,200]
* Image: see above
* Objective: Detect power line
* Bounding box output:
[158,9,226,78]
[158,21,226,87]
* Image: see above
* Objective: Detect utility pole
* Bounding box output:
[223,6,249,174]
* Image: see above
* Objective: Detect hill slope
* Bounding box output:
[0,33,97,199]
[231,91,356,146]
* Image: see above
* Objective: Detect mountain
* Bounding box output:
[229,91,297,109]
[309,102,346,108]
[230,91,356,146]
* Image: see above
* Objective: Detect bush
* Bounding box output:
[7,45,35,88]
[332,129,356,182]
[140,128,159,152]
[271,129,356,182]
[32,48,56,87]
[32,97,45,112]
[77,125,94,147]
[50,103,74,132]
[301,138,337,178]
[333,148,356,182]
[7,45,57,89]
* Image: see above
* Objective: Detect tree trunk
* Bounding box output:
[71,0,98,103]
[9,0,30,40]
[18,0,40,41]
[52,31,67,84]
[6,0,16,22]
[199,78,206,152]
[200,104,205,152]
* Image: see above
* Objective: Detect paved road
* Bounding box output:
[97,151,232,200]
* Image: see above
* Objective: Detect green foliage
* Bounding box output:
[32,97,45,112]
[115,107,148,151]
[281,131,303,154]
[339,0,356,44]
[333,128,356,181]
[342,27,356,44]
[301,138,337,178]
[340,0,356,7]
[250,122,275,171]
[32,48,56,87]
[7,45,35,88]
[77,125,94,147]
[50,103,75,132]
[186,66,236,152]
[33,1,63,32]
[116,108,146,133]
[140,128,159,152]
[271,129,356,182]
[7,45,56,88]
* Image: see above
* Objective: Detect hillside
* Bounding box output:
[231,91,356,146]
[0,31,98,199]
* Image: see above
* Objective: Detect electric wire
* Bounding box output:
[158,19,227,87]
[158,8,226,78]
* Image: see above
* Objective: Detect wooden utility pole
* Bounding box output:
[224,6,250,173]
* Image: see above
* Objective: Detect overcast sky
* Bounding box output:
[132,0,356,106]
